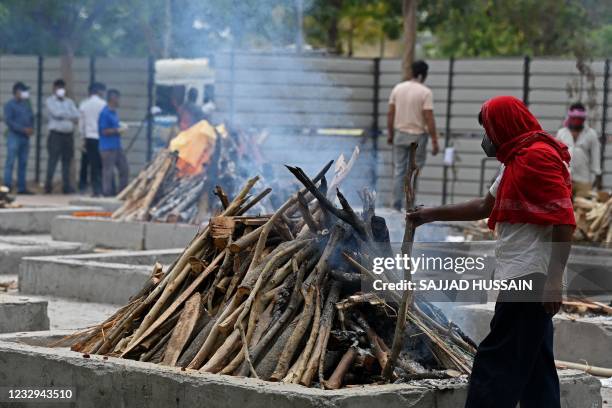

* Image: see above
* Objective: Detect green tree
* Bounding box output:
[420,0,593,57]
[1,0,124,93]
[305,0,402,55]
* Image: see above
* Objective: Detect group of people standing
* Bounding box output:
[388,60,603,210]
[389,60,603,408]
[3,80,129,196]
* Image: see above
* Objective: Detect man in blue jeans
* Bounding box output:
[3,82,34,194]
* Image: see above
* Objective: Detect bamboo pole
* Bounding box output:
[382,142,419,380]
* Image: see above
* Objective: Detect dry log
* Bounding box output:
[324,346,357,389]
[555,360,612,377]
[176,316,215,367]
[383,142,419,381]
[300,281,341,386]
[270,285,316,380]
[162,292,203,366]
[283,288,321,384]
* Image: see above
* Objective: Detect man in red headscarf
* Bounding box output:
[408,96,575,408]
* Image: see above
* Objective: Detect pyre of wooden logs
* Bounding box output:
[573,194,612,243]
[562,298,612,316]
[111,126,284,224]
[66,161,475,389]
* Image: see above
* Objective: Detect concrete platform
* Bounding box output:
[0,206,101,234]
[0,331,601,408]
[51,216,200,250]
[0,295,49,333]
[69,196,123,212]
[19,249,181,304]
[444,303,612,367]
[0,235,93,274]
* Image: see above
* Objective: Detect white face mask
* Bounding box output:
[20,91,30,100]
[55,88,66,98]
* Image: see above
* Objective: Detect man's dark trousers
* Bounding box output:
[45,130,74,193]
[83,139,102,196]
[79,147,89,193]
[465,274,560,408]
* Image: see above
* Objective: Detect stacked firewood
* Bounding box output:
[573,193,612,243]
[562,298,612,316]
[65,162,475,388]
[112,126,285,224]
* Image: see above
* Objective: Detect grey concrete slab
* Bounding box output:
[444,303,612,368]
[0,331,601,408]
[0,235,93,275]
[51,216,200,250]
[144,222,199,250]
[0,206,101,234]
[69,197,123,212]
[51,216,146,249]
[18,250,181,304]
[0,295,49,333]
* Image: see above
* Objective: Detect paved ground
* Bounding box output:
[13,193,80,207]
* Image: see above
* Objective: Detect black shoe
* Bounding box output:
[17,190,35,195]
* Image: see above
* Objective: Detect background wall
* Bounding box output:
[1,53,610,206]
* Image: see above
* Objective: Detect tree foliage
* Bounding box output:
[0,0,609,58]
[420,0,605,57]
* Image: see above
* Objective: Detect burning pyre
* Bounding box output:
[65,159,476,389]
[112,121,291,223]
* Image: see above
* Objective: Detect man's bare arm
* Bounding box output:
[423,109,439,155]
[407,193,495,226]
[542,224,573,315]
[387,104,395,145]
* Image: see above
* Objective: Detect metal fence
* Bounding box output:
[1,53,610,205]
[212,53,611,205]
[0,55,153,184]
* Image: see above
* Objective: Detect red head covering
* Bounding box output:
[480,96,575,229]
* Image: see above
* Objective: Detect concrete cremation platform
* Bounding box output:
[0,295,49,333]
[19,249,181,304]
[445,303,612,368]
[0,235,93,274]
[0,331,601,408]
[0,206,101,234]
[51,216,200,250]
[69,196,123,212]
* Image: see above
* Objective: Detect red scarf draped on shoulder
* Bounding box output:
[481,96,575,230]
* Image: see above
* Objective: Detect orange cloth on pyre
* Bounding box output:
[169,120,217,176]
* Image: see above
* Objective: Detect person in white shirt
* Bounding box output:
[555,102,602,198]
[78,82,107,197]
[45,79,80,194]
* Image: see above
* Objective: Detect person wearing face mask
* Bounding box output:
[387,60,440,211]
[45,79,80,194]
[555,102,602,198]
[3,82,34,194]
[407,96,574,408]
